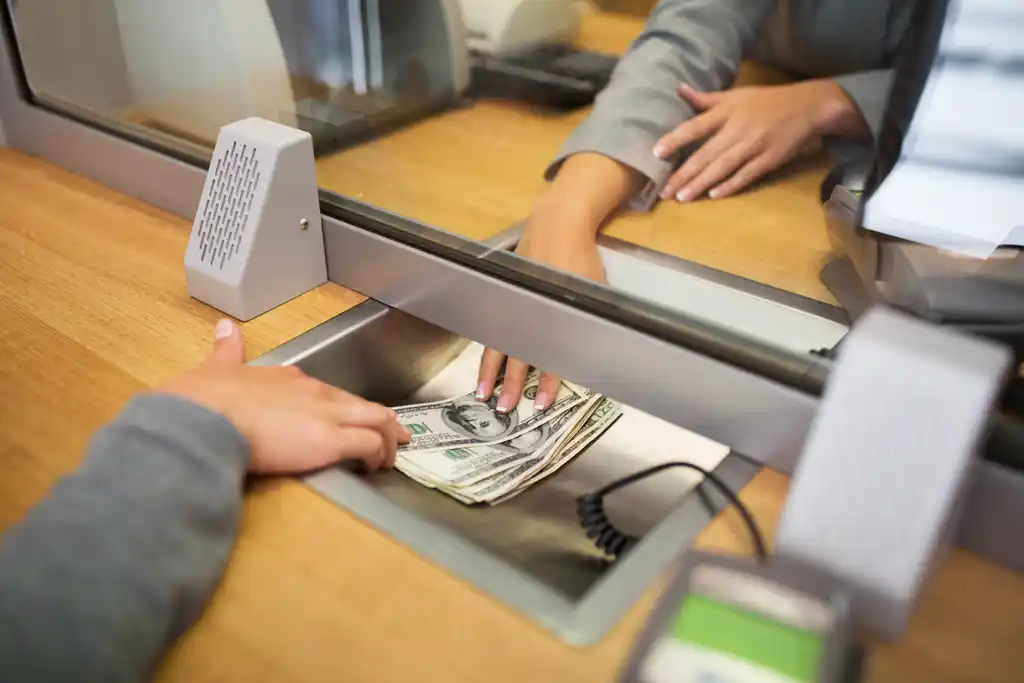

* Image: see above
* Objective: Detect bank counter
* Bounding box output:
[1,6,1023,683]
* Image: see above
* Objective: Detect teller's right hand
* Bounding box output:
[475,205,607,414]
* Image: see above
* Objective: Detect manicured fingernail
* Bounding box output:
[533,391,549,411]
[676,188,693,202]
[660,186,673,200]
[496,393,515,413]
[653,144,667,159]
[708,188,720,199]
[475,382,487,400]
[215,319,234,340]
[399,425,412,440]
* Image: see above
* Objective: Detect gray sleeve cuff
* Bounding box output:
[832,69,896,140]
[544,110,687,213]
[90,393,250,476]
[544,124,671,211]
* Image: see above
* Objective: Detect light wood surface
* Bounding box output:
[1,147,1023,682]
[313,10,836,302]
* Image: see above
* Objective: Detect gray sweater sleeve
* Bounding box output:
[0,393,250,683]
[832,68,895,141]
[545,0,776,210]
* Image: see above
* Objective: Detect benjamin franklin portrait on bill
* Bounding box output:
[441,395,518,441]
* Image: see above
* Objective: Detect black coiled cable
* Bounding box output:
[576,460,769,562]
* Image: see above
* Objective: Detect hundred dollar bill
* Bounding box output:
[454,431,566,503]
[395,373,590,454]
[458,396,615,504]
[396,395,592,487]
[451,396,601,503]
[525,398,622,481]
[490,403,623,505]
[475,398,621,504]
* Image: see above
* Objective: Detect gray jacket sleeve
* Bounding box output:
[546,0,776,210]
[832,68,895,140]
[0,393,250,683]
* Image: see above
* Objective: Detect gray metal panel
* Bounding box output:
[485,224,850,355]
[598,244,848,355]
[321,214,821,474]
[955,460,1024,572]
[598,234,849,326]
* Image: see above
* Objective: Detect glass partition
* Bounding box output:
[5,0,860,368]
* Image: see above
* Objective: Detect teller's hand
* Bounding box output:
[476,205,606,413]
[655,79,868,201]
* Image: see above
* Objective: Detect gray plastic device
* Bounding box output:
[184,117,327,321]
[618,551,860,683]
[774,307,1011,641]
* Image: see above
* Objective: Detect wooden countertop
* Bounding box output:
[1,148,1022,682]
[313,10,835,302]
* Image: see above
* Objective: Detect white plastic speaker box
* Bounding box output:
[185,117,327,321]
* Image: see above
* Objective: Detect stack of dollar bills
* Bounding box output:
[392,372,621,505]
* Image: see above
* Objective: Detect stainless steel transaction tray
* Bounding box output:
[251,300,761,645]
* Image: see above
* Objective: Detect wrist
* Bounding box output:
[809,79,870,139]
[530,185,605,240]
[532,152,645,237]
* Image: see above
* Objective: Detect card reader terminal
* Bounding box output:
[618,552,861,683]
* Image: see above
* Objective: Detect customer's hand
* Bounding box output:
[476,200,606,414]
[156,319,410,474]
[654,79,868,202]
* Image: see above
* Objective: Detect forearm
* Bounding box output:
[533,153,647,240]
[0,394,250,683]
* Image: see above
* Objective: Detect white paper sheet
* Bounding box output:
[862,0,1024,257]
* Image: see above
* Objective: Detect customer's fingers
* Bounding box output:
[320,400,402,468]
[208,319,246,366]
[329,426,388,472]
[250,423,386,474]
